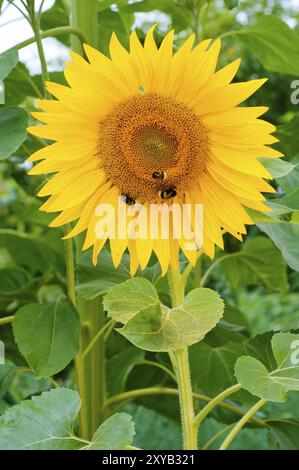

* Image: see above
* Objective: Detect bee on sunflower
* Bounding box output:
[27,27,281,275]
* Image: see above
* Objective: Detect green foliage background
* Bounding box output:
[0,0,299,450]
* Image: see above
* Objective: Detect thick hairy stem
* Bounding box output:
[70,0,107,439]
[168,267,197,450]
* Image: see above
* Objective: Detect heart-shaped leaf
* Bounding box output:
[0,388,135,450]
[86,413,135,450]
[13,298,80,377]
[0,107,28,160]
[0,49,18,81]
[0,388,82,450]
[114,284,224,352]
[235,332,299,402]
[103,277,160,323]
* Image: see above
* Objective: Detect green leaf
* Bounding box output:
[117,287,224,352]
[120,0,192,32]
[243,332,277,371]
[77,251,131,299]
[0,107,28,160]
[77,250,160,300]
[235,356,286,402]
[258,222,299,271]
[87,413,135,450]
[267,419,299,450]
[104,278,160,324]
[4,63,38,106]
[273,188,299,211]
[107,347,145,396]
[98,8,134,54]
[190,341,245,396]
[98,0,128,12]
[0,388,82,450]
[0,267,32,297]
[0,49,18,81]
[238,15,299,76]
[275,115,299,159]
[40,0,70,46]
[235,332,299,402]
[221,236,288,292]
[0,229,64,276]
[259,158,295,179]
[13,298,80,377]
[0,364,16,399]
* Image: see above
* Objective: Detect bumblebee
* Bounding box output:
[121,194,136,206]
[152,171,167,180]
[159,187,177,200]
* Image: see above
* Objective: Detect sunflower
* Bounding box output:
[27,27,282,275]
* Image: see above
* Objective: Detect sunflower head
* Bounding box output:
[27,27,282,275]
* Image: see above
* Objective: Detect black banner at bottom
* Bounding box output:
[0,450,298,466]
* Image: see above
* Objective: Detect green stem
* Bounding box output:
[28,0,50,98]
[139,360,177,383]
[70,0,106,439]
[200,252,244,287]
[193,384,242,442]
[168,267,196,450]
[105,387,266,426]
[7,27,87,53]
[81,319,115,359]
[63,226,89,440]
[203,423,235,450]
[71,0,99,51]
[175,348,197,449]
[194,256,202,288]
[219,399,267,450]
[0,316,14,327]
[64,225,76,306]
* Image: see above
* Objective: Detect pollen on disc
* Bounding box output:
[98,93,209,203]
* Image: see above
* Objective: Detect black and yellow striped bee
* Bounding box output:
[121,194,136,206]
[159,187,177,200]
[152,171,167,181]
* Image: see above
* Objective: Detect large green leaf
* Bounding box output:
[0,267,33,297]
[0,107,28,160]
[275,115,299,159]
[235,332,299,402]
[40,0,70,46]
[189,341,245,396]
[104,278,160,324]
[0,49,18,81]
[87,413,135,450]
[13,298,80,377]
[221,237,288,292]
[0,364,16,399]
[0,388,135,450]
[258,222,299,271]
[77,250,160,300]
[0,388,82,450]
[0,229,64,276]
[116,286,224,352]
[259,158,295,179]
[237,15,299,76]
[98,8,134,54]
[4,63,38,105]
[120,0,192,32]
[107,346,145,396]
[267,419,299,450]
